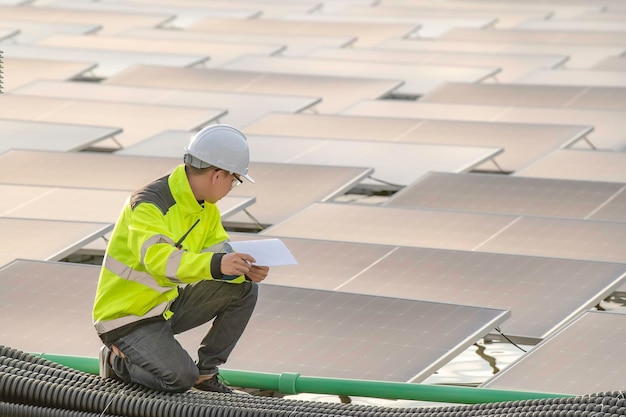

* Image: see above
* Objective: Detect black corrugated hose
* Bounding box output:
[1,345,625,417]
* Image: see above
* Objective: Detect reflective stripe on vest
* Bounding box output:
[94,300,169,334]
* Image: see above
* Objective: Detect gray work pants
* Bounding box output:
[110,279,258,392]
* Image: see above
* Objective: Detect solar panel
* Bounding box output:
[0,119,122,153]
[377,38,624,69]
[342,100,625,151]
[514,149,626,183]
[0,185,130,223]
[36,33,285,68]
[0,149,181,190]
[0,4,175,35]
[589,188,626,223]
[213,284,509,382]
[247,135,501,186]
[0,259,510,383]
[386,172,626,221]
[0,150,369,227]
[263,202,626,263]
[188,17,420,47]
[2,57,96,92]
[219,55,499,98]
[281,12,493,38]
[517,19,626,33]
[13,80,320,130]
[242,113,590,172]
[104,65,402,113]
[514,69,626,88]
[263,202,517,250]
[0,259,103,354]
[0,27,18,41]
[113,130,502,187]
[2,183,253,226]
[225,162,372,227]
[592,56,626,71]
[0,19,99,43]
[0,95,224,149]
[1,43,209,79]
[481,311,626,395]
[440,27,626,46]
[311,5,546,30]
[421,82,626,111]
[476,216,626,264]
[121,27,356,56]
[230,233,626,342]
[42,0,259,27]
[0,218,112,267]
[308,46,567,83]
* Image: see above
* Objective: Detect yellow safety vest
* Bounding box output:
[93,164,245,335]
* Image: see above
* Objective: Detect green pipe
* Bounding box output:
[33,353,573,405]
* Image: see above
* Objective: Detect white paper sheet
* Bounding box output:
[226,238,297,266]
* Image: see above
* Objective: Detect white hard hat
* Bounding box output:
[183,124,254,183]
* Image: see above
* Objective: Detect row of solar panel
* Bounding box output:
[1,0,625,398]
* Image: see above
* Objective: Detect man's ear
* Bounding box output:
[207,168,222,184]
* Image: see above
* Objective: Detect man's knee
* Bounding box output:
[160,366,199,393]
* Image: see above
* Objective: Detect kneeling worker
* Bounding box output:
[92,124,269,393]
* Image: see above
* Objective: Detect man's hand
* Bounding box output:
[246,264,270,283]
[221,252,255,276]
[221,253,270,282]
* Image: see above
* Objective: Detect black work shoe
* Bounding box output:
[193,374,235,394]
